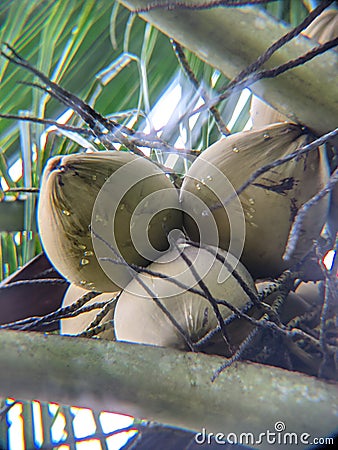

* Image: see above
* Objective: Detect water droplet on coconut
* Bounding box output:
[263,133,270,140]
[80,280,87,285]
[95,214,103,223]
[249,221,258,228]
[91,174,97,181]
[249,198,255,205]
[196,183,201,190]
[201,178,206,185]
[119,203,125,211]
[84,250,94,257]
[62,209,71,216]
[202,210,209,217]
[206,175,213,181]
[78,244,87,250]
[80,258,90,266]
[246,212,253,220]
[232,146,239,153]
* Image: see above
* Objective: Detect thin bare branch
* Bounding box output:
[0,278,67,291]
[172,40,230,136]
[0,291,101,331]
[224,0,334,90]
[191,38,338,117]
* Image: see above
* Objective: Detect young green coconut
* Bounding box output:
[180,123,329,278]
[114,243,257,353]
[38,151,182,292]
[60,284,116,339]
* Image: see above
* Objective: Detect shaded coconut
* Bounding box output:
[38,151,182,292]
[295,281,323,307]
[202,280,313,358]
[254,281,338,379]
[180,123,329,278]
[114,244,257,353]
[60,284,116,339]
[255,281,312,324]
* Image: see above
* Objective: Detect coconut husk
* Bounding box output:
[38,151,182,292]
[180,123,329,278]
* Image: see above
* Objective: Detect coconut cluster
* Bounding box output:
[38,11,335,358]
[39,125,328,355]
[38,151,258,350]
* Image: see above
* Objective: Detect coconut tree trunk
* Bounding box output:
[0,330,337,449]
[118,0,338,136]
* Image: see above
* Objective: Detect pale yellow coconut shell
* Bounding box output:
[38,151,182,292]
[60,284,116,338]
[180,123,329,278]
[250,97,288,129]
[303,9,338,45]
[114,244,257,351]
